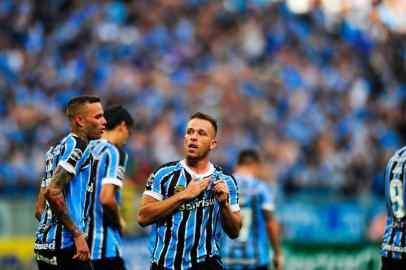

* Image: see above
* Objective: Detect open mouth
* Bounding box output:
[188,143,198,150]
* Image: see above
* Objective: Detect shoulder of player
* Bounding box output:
[152,161,181,177]
[89,140,118,155]
[213,165,236,184]
[393,146,406,157]
[105,143,128,164]
[66,133,87,150]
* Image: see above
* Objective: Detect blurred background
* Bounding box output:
[1,0,406,269]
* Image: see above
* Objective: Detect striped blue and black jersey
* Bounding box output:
[34,134,92,250]
[144,160,240,270]
[86,139,128,260]
[221,174,275,269]
[382,146,406,259]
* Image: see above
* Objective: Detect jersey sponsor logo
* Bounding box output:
[35,253,58,265]
[382,243,406,253]
[390,156,406,163]
[71,148,83,162]
[34,242,56,250]
[47,144,62,159]
[178,197,215,211]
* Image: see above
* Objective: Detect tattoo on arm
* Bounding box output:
[45,166,82,237]
[53,167,69,187]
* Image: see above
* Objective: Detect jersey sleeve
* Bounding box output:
[143,168,167,201]
[40,157,48,188]
[226,175,240,212]
[58,136,87,175]
[101,146,128,188]
[259,182,275,212]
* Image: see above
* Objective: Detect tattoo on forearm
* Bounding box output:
[53,167,69,187]
[46,168,80,237]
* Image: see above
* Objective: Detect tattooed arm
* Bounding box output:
[45,166,90,261]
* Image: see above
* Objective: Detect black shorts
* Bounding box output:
[34,247,92,270]
[381,256,406,270]
[151,255,224,270]
[92,256,126,270]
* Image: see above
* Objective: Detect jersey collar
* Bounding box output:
[180,159,214,179]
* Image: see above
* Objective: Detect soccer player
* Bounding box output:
[381,146,406,269]
[138,112,242,270]
[221,149,283,270]
[86,105,134,270]
[34,95,106,270]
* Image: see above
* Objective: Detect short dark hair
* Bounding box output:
[189,112,218,135]
[104,105,134,131]
[66,95,101,120]
[237,149,260,165]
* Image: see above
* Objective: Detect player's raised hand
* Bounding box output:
[72,234,90,261]
[183,175,211,200]
[213,179,230,206]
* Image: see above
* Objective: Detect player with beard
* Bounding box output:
[34,95,106,270]
[138,112,242,270]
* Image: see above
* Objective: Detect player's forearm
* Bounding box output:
[34,188,46,221]
[138,192,188,227]
[46,188,82,236]
[267,219,282,255]
[45,168,82,237]
[102,200,122,228]
[34,204,44,221]
[220,205,241,239]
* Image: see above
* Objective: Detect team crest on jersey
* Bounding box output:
[146,173,155,189]
[71,148,83,162]
[174,185,185,194]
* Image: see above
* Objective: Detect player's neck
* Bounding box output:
[102,131,119,146]
[234,167,255,177]
[185,156,210,174]
[71,127,89,144]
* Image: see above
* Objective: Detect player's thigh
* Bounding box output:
[61,258,93,270]
[56,247,92,270]
[35,248,92,270]
[92,257,126,270]
[34,249,59,270]
[36,259,58,270]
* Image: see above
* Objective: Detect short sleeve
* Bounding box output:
[41,147,53,188]
[58,135,87,175]
[101,146,128,188]
[143,172,164,201]
[259,182,275,212]
[226,175,240,212]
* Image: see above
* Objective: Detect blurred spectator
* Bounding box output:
[0,0,405,198]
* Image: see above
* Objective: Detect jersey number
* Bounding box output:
[239,208,252,242]
[390,179,405,218]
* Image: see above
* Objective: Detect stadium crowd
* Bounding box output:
[0,0,405,197]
